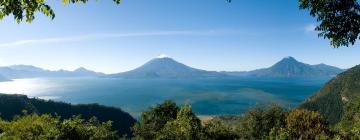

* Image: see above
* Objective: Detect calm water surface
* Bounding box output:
[0,77,329,117]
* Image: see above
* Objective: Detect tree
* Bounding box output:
[299,0,360,47]
[58,116,119,140]
[132,100,179,140]
[0,114,119,140]
[203,119,238,140]
[285,109,330,139]
[335,96,360,139]
[236,104,286,140]
[157,104,204,140]
[0,114,60,139]
[0,0,121,23]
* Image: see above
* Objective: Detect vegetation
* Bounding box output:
[299,0,360,47]
[234,105,286,139]
[131,101,337,140]
[334,95,360,139]
[0,114,119,140]
[1,98,360,139]
[132,100,179,139]
[300,65,360,124]
[0,93,136,136]
[0,0,121,23]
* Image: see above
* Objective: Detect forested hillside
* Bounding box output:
[300,65,360,124]
[0,94,136,136]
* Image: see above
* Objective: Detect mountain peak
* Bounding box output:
[248,56,343,78]
[109,56,224,79]
[282,56,297,61]
[273,56,302,67]
[74,67,88,72]
[156,54,170,59]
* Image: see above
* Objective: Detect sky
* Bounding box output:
[0,0,359,74]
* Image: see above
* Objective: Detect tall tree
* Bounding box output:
[157,104,203,140]
[132,100,179,140]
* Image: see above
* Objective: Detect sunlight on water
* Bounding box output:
[0,79,55,97]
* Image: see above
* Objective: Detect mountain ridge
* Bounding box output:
[0,56,344,80]
[0,65,105,79]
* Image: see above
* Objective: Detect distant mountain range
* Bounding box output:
[0,56,345,80]
[0,65,105,79]
[225,56,344,78]
[108,57,226,79]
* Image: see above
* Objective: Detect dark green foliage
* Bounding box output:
[132,100,179,139]
[57,116,119,140]
[0,94,136,136]
[299,0,360,47]
[132,101,209,140]
[300,65,360,124]
[0,0,121,23]
[235,104,286,140]
[203,119,238,140]
[158,104,203,140]
[0,114,119,140]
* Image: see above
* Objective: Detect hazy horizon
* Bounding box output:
[0,0,359,73]
[0,55,350,74]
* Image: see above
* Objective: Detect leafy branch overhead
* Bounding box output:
[299,0,360,48]
[0,0,121,23]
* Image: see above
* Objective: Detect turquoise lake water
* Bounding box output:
[0,77,329,117]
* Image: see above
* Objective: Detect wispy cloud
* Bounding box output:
[0,30,235,48]
[305,24,317,32]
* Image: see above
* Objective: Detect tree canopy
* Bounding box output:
[299,0,360,47]
[0,0,120,23]
[0,114,119,140]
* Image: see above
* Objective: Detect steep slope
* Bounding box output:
[248,57,343,78]
[0,94,136,136]
[300,65,360,124]
[109,57,225,79]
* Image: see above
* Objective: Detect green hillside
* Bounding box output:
[300,65,360,124]
[0,94,136,136]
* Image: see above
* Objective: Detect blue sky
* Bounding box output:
[0,0,359,73]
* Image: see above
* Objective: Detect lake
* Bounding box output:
[0,77,329,117]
